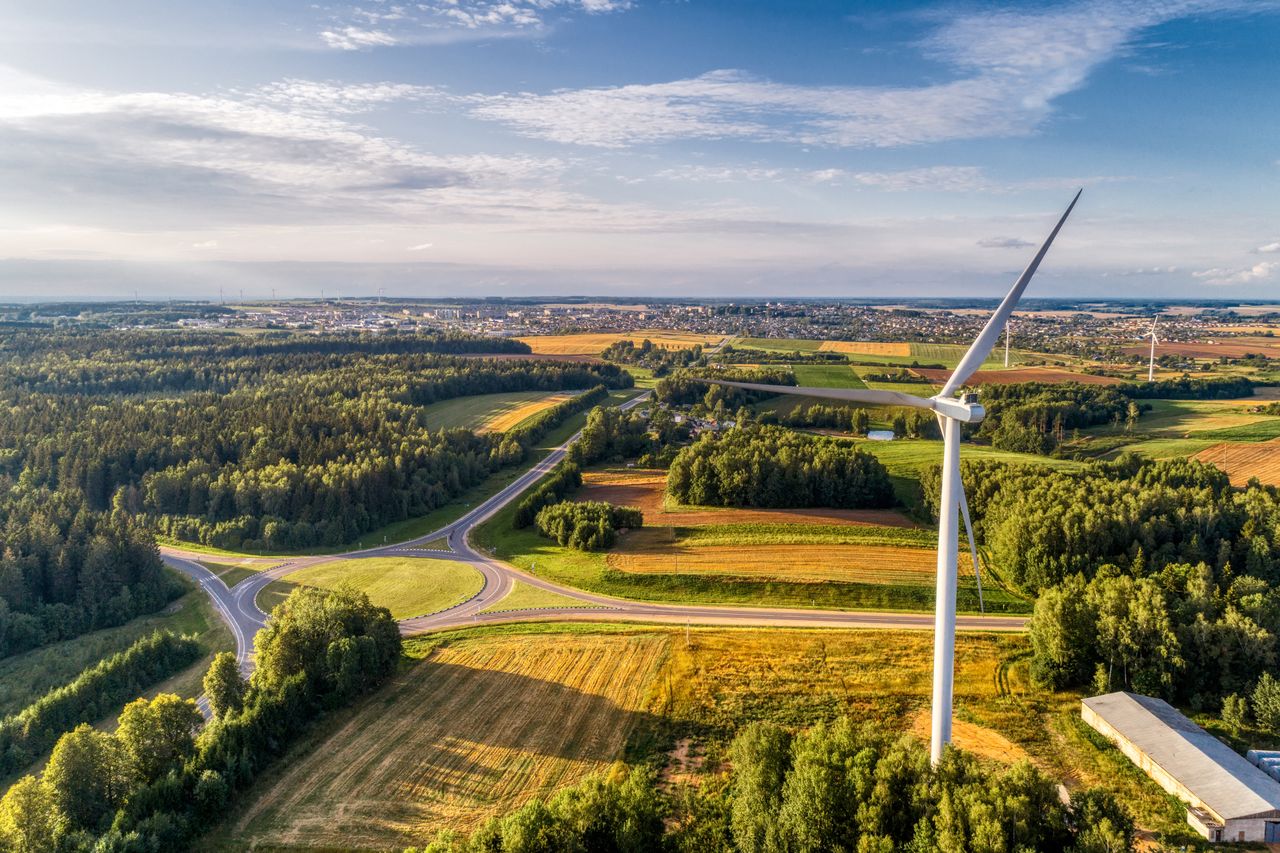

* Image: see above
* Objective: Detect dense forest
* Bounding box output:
[924,456,1280,707]
[667,426,895,509]
[0,586,400,851]
[0,329,628,656]
[535,500,643,551]
[972,382,1132,453]
[409,719,1131,853]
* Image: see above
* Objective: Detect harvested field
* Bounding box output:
[518,331,723,355]
[481,392,576,433]
[817,341,911,356]
[1194,439,1280,486]
[579,470,916,528]
[228,632,668,847]
[607,531,974,586]
[913,367,1120,385]
[1120,337,1280,359]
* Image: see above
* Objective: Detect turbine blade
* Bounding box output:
[695,379,936,412]
[958,479,984,614]
[941,189,1082,397]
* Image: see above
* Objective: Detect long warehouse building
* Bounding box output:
[1082,691,1280,843]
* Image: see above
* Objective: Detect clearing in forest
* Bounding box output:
[226,631,669,848]
[422,390,576,432]
[480,392,576,433]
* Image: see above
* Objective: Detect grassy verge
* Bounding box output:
[478,580,602,614]
[257,557,484,620]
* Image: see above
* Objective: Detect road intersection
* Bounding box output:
[162,389,1026,675]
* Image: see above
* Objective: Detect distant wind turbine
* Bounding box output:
[1004,318,1012,367]
[1146,318,1159,382]
[697,190,1081,765]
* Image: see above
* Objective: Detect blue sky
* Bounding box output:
[0,0,1278,301]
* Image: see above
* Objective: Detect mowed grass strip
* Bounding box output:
[479,580,601,614]
[259,557,483,620]
[226,632,669,848]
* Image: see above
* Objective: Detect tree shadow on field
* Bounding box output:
[377,661,679,798]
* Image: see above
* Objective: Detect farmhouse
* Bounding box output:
[1082,692,1280,842]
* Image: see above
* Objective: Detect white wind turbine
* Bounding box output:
[1146,317,1160,382]
[1003,318,1012,367]
[698,190,1081,765]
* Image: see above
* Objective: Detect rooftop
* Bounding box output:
[1083,692,1280,822]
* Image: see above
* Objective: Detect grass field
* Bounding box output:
[478,580,600,614]
[258,557,484,620]
[212,623,1196,848]
[223,630,669,847]
[197,559,279,588]
[1194,440,1280,485]
[518,331,723,355]
[422,390,578,432]
[1083,398,1280,441]
[791,363,867,388]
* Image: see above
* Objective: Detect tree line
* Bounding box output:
[0,630,201,777]
[971,382,1132,454]
[408,719,1132,853]
[0,585,400,851]
[667,426,895,510]
[924,454,1280,709]
[513,463,584,529]
[601,339,705,376]
[535,501,643,551]
[569,406,656,467]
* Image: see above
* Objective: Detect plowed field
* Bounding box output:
[518,332,723,355]
[1194,440,1280,486]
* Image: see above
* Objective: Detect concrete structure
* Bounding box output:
[1082,692,1280,843]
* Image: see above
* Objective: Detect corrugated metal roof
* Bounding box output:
[1083,692,1280,821]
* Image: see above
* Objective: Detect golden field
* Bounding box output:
[517,331,725,355]
[480,392,576,432]
[1195,440,1280,486]
[816,340,911,356]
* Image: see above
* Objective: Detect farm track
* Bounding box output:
[161,387,1026,681]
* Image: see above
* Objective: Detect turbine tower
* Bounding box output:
[1146,318,1159,382]
[1004,319,1012,367]
[697,190,1081,765]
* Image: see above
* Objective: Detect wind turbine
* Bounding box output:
[696,190,1081,765]
[1003,318,1012,367]
[1146,318,1159,382]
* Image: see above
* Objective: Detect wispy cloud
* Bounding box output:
[1193,261,1279,285]
[978,237,1036,249]
[467,0,1269,148]
[1257,241,1280,253]
[406,242,434,251]
[317,0,631,49]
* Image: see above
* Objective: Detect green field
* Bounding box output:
[736,336,825,352]
[791,363,867,388]
[1083,398,1280,441]
[258,557,484,619]
[421,389,580,432]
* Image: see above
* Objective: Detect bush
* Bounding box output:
[513,462,583,529]
[534,500,643,551]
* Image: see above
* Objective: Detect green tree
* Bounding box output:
[1253,672,1280,734]
[729,721,792,853]
[203,651,247,719]
[116,693,202,785]
[43,724,125,831]
[0,775,63,853]
[1222,693,1249,735]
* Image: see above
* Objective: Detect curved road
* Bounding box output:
[162,389,1025,673]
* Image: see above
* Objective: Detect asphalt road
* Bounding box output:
[162,387,1026,676]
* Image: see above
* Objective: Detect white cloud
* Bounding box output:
[318,1,630,48]
[407,242,434,251]
[467,0,1268,148]
[1193,261,1279,285]
[319,27,399,50]
[1257,241,1280,253]
[191,240,219,249]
